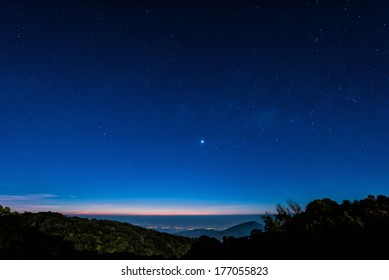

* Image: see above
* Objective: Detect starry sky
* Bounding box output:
[1,0,389,215]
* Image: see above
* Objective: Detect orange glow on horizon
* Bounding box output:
[64,209,264,216]
[4,199,270,216]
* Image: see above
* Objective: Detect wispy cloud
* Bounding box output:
[0,194,270,215]
[0,193,60,212]
[0,194,58,201]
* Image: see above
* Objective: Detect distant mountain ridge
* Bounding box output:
[175,221,263,241]
[2,195,389,260]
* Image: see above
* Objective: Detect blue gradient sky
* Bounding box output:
[1,1,389,214]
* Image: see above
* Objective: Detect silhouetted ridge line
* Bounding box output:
[1,194,389,260]
[176,221,263,241]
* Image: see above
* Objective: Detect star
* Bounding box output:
[200,139,205,144]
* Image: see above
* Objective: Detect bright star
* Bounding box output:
[200,139,205,144]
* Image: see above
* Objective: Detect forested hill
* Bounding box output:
[0,208,193,259]
[2,194,389,260]
[185,195,389,259]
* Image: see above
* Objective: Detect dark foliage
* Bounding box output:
[2,195,389,260]
[184,195,389,259]
[0,207,193,260]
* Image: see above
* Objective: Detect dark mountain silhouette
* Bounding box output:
[176,221,263,241]
[184,195,389,260]
[0,207,193,260]
[2,194,389,260]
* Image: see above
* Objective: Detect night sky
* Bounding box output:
[1,1,389,215]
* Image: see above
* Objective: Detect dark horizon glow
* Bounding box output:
[1,1,389,215]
